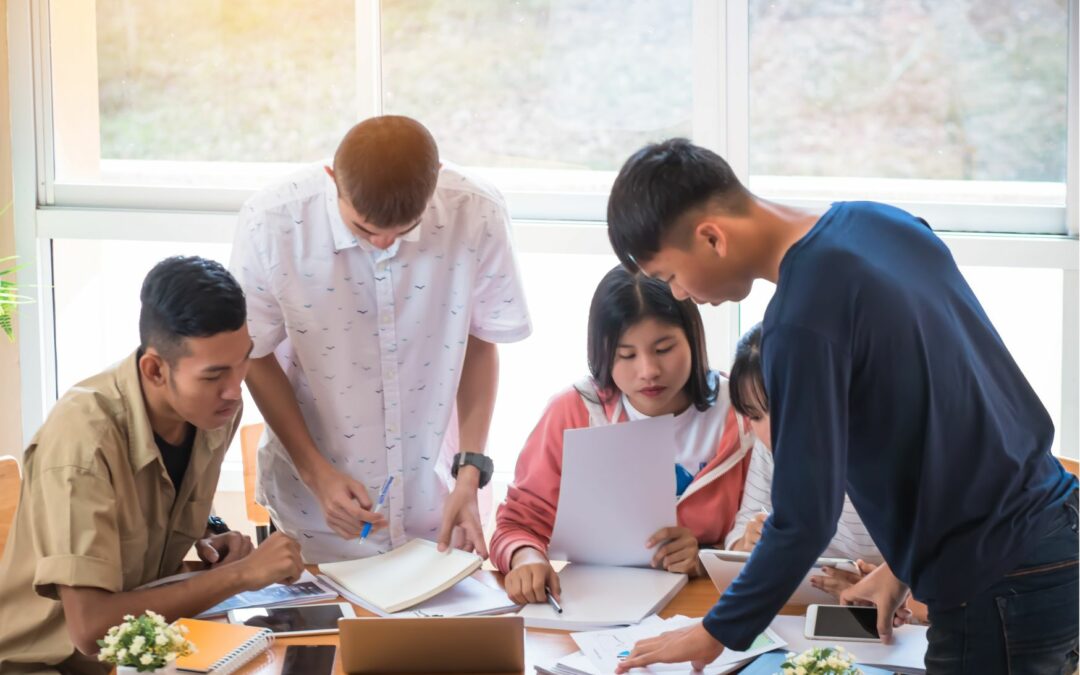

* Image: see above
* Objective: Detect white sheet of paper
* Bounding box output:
[571,615,786,674]
[516,564,687,631]
[548,414,677,567]
[769,614,928,671]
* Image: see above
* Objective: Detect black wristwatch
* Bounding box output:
[207,515,230,535]
[450,452,494,489]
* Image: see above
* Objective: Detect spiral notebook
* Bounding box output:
[174,618,274,674]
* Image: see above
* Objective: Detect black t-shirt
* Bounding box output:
[154,425,196,493]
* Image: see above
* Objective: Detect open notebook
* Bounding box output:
[517,564,688,630]
[174,618,273,674]
[319,538,483,614]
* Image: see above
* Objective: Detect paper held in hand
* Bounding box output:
[548,414,677,567]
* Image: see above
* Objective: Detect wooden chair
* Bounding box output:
[240,424,272,543]
[1060,457,1079,479]
[0,456,22,555]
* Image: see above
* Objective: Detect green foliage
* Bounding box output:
[0,256,31,342]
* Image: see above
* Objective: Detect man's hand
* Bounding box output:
[236,533,305,590]
[615,622,724,673]
[810,559,876,598]
[196,530,255,567]
[731,512,767,552]
[437,465,487,558]
[504,547,561,605]
[309,462,387,539]
[839,562,911,643]
[648,526,704,576]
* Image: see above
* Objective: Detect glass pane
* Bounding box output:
[738,269,1064,454]
[380,0,693,175]
[55,1,357,183]
[748,0,1068,185]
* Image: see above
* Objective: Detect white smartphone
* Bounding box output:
[804,604,881,642]
[226,602,356,637]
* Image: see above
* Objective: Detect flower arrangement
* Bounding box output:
[781,646,861,675]
[96,611,195,673]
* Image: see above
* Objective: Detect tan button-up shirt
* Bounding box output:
[0,352,239,674]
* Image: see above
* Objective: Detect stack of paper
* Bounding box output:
[517,564,687,631]
[318,539,484,614]
[139,570,336,618]
[536,615,786,674]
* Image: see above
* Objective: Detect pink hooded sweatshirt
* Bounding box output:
[490,375,753,573]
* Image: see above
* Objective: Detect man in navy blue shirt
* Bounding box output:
[606,139,1078,674]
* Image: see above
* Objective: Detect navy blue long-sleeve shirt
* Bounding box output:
[703,201,1077,650]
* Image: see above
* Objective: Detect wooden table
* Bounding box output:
[229,568,804,674]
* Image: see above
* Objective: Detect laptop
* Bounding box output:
[338,615,525,674]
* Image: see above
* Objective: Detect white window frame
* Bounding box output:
[10,0,1080,464]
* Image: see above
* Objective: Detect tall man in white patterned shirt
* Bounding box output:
[230,116,532,563]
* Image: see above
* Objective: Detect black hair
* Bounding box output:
[139,256,247,364]
[728,322,768,419]
[607,138,750,272]
[333,115,440,229]
[587,265,717,411]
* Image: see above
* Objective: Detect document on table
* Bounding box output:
[568,615,786,674]
[516,564,687,631]
[769,614,928,674]
[548,414,677,567]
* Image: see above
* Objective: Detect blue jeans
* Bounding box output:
[925,492,1079,674]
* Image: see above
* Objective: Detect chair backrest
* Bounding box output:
[239,424,270,527]
[1061,457,1079,479]
[0,456,22,555]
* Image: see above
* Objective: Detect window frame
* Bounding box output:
[9,0,1080,472]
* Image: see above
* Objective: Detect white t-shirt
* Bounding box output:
[230,162,531,562]
[724,441,883,563]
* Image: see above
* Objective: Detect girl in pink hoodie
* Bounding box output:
[492,266,753,606]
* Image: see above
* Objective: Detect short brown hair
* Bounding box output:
[333,116,440,229]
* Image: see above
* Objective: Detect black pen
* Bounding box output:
[545,587,563,614]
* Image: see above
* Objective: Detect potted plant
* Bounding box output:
[0,255,31,342]
[96,611,195,674]
[781,645,862,675]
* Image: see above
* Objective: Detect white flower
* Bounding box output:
[795,666,806,675]
[123,614,134,622]
[140,653,154,666]
[166,652,178,662]
[155,633,168,646]
[116,648,127,661]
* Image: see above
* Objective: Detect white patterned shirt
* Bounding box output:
[230,163,531,563]
[724,441,884,564]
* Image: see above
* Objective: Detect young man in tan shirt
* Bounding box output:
[0,257,304,675]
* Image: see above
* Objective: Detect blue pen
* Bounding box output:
[360,475,394,542]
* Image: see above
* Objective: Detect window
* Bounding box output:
[381,0,692,196]
[51,0,358,191]
[747,0,1070,232]
[13,0,1078,463]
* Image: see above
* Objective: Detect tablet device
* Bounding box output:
[227,602,356,637]
[698,549,859,606]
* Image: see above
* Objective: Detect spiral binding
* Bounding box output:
[204,628,274,675]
